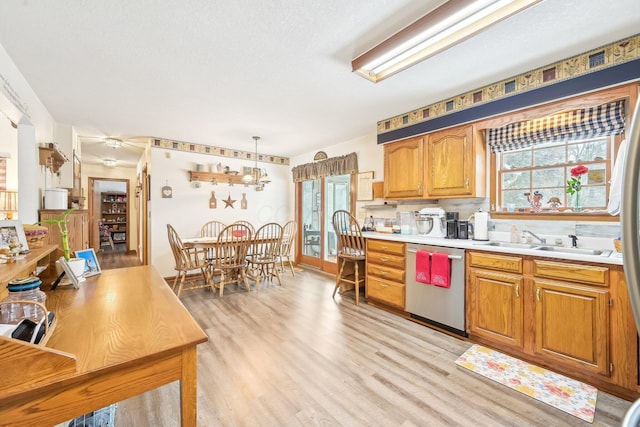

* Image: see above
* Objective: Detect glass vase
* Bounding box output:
[574,191,582,212]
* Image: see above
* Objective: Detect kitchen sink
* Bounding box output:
[473,241,539,249]
[534,246,609,256]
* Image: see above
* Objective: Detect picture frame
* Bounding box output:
[57,257,81,289]
[356,171,374,201]
[0,219,29,251]
[74,248,102,277]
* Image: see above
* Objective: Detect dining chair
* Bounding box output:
[278,220,297,276]
[332,210,366,305]
[167,224,212,298]
[200,220,226,272]
[201,220,226,238]
[247,222,283,289]
[209,223,252,297]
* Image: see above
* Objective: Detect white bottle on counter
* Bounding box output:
[510,225,519,243]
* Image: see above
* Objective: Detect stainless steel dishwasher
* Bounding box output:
[405,243,467,336]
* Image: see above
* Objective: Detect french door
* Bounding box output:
[297,174,353,273]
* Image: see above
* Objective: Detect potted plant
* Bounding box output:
[44,208,86,278]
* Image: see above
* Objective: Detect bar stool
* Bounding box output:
[331,210,366,305]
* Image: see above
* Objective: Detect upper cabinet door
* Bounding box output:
[383,136,424,199]
[426,124,485,198]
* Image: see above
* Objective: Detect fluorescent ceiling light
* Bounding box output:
[352,0,541,83]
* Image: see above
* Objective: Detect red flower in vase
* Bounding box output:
[567,165,588,195]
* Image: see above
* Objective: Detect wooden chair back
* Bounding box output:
[280,220,297,256]
[331,210,365,260]
[215,224,252,269]
[252,222,283,261]
[201,221,226,238]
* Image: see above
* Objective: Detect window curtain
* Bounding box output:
[487,100,625,153]
[291,152,358,182]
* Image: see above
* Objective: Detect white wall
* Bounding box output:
[149,147,292,277]
[0,43,56,223]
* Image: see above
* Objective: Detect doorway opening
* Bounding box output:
[88,177,130,253]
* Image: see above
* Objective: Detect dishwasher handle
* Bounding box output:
[407,249,462,260]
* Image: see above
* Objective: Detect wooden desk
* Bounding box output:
[0,265,208,426]
[0,245,57,301]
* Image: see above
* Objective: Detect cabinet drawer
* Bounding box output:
[533,260,608,286]
[468,251,522,273]
[366,263,405,283]
[367,251,405,269]
[366,277,405,309]
[367,239,405,256]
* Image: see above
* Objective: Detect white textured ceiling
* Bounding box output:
[0,0,639,166]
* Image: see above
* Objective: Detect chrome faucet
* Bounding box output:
[522,230,546,244]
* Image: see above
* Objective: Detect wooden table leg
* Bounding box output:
[180,346,198,426]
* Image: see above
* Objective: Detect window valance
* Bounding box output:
[291,152,358,182]
[487,100,625,153]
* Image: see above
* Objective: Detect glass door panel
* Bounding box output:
[325,174,350,264]
[300,179,322,268]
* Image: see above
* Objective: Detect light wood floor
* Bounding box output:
[98,252,632,426]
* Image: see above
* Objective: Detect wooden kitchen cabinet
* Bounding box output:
[366,239,406,309]
[467,251,621,394]
[467,252,525,349]
[383,136,424,199]
[39,210,89,258]
[425,124,485,198]
[532,259,610,376]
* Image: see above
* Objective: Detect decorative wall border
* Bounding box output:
[150,138,290,166]
[377,33,640,135]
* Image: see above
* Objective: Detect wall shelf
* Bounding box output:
[38,144,69,174]
[189,170,246,185]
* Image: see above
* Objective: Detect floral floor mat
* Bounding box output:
[455,344,597,423]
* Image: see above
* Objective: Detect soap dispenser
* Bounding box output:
[510,225,519,243]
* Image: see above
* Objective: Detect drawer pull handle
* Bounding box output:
[515,284,520,298]
[378,270,388,275]
[381,246,388,250]
[380,257,389,262]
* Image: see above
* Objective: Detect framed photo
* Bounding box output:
[0,220,29,251]
[74,248,102,277]
[356,171,374,201]
[57,257,81,289]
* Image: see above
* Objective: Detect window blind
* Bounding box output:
[487,100,625,153]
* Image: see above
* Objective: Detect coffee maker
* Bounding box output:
[445,211,459,239]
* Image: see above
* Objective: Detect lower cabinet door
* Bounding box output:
[468,269,524,348]
[534,279,610,376]
[366,277,405,309]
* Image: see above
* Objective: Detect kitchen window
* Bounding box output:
[488,99,625,218]
[496,136,612,212]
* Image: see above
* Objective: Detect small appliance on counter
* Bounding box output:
[415,208,445,238]
[445,211,459,239]
[457,220,471,239]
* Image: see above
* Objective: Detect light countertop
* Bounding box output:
[362,231,623,266]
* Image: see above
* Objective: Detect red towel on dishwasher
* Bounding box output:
[415,250,431,284]
[430,252,451,288]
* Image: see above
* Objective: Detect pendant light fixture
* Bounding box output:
[242,136,271,190]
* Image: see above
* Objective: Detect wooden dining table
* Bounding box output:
[183,235,284,285]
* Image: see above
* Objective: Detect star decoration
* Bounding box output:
[223,194,236,209]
